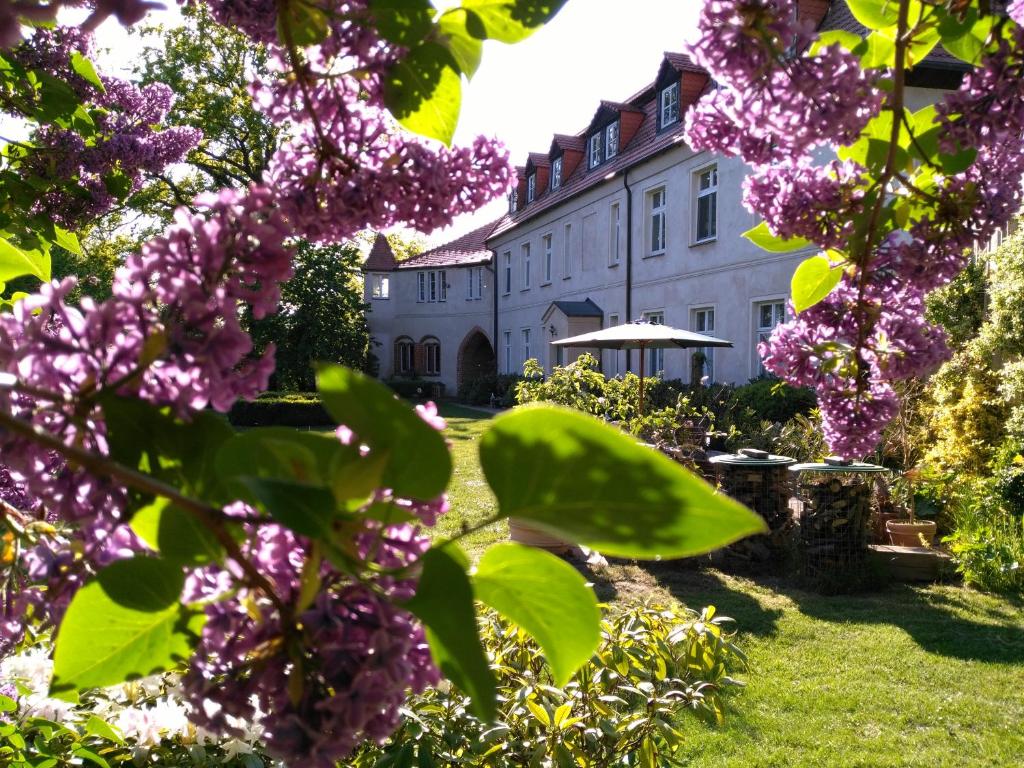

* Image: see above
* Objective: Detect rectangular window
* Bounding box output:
[696,166,718,243]
[429,271,437,303]
[424,270,446,302]
[424,341,441,376]
[643,311,665,375]
[503,251,511,294]
[648,187,667,256]
[609,202,621,265]
[542,234,552,283]
[466,267,482,300]
[509,189,518,213]
[692,307,715,383]
[756,300,787,375]
[438,270,446,302]
[521,243,531,289]
[522,328,531,366]
[605,122,619,160]
[562,223,572,278]
[370,273,389,299]
[551,157,562,191]
[417,272,426,302]
[608,313,621,375]
[503,330,512,374]
[660,82,679,128]
[527,173,537,203]
[588,133,601,169]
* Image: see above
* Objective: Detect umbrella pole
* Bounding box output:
[638,342,645,417]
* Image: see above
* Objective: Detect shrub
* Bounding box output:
[943,477,1024,594]
[727,378,816,425]
[350,602,747,767]
[383,377,445,401]
[227,391,333,427]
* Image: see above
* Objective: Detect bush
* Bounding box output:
[350,602,747,767]
[461,372,524,407]
[227,391,333,427]
[382,378,445,401]
[728,378,816,424]
[943,478,1024,594]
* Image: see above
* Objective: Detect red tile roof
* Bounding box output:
[363,232,398,271]
[397,218,505,269]
[662,51,705,74]
[550,134,586,153]
[527,152,551,167]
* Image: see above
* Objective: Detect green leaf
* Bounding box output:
[130,498,224,566]
[742,222,812,254]
[405,546,495,720]
[479,406,767,559]
[846,0,900,30]
[791,254,843,313]
[234,476,337,540]
[51,557,201,696]
[51,225,81,255]
[277,0,330,46]
[383,42,462,145]
[861,30,896,68]
[473,543,600,686]
[438,8,485,77]
[69,52,104,91]
[215,427,352,489]
[102,171,132,201]
[316,364,452,499]
[84,715,123,744]
[461,0,567,43]
[0,236,49,283]
[368,0,435,45]
[939,145,976,175]
[810,29,864,56]
[938,9,993,65]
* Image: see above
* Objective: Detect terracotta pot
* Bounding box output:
[886,519,937,547]
[873,512,903,543]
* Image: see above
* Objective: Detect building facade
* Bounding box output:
[363,0,964,396]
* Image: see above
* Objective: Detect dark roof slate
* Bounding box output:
[363,232,398,271]
[552,298,604,318]
[397,218,504,269]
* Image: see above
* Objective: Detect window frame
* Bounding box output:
[370,273,389,300]
[609,201,621,266]
[694,165,718,244]
[550,157,562,191]
[562,223,572,279]
[642,311,666,375]
[502,250,512,295]
[395,336,414,375]
[503,330,512,374]
[660,81,680,129]
[647,186,667,257]
[754,299,787,376]
[466,266,483,300]
[417,272,426,302]
[423,337,441,377]
[588,133,601,169]
[509,188,518,213]
[607,313,621,375]
[605,121,619,160]
[521,327,532,366]
[542,233,553,283]
[521,242,531,289]
[527,173,537,203]
[691,306,716,384]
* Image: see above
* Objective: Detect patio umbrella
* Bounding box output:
[550,320,733,415]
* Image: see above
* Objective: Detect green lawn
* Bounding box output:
[435,405,1024,768]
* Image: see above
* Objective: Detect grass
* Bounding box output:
[433,404,1024,768]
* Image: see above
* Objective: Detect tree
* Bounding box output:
[131,2,278,220]
[250,241,371,390]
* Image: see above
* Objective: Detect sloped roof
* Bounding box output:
[551,298,604,318]
[662,51,705,74]
[397,218,505,269]
[363,232,398,271]
[550,134,586,154]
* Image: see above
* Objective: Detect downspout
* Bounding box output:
[487,251,498,376]
[623,169,634,373]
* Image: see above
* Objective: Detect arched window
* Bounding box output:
[422,336,441,377]
[395,337,414,376]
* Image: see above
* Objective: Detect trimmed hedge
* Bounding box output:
[383,378,445,401]
[227,392,333,427]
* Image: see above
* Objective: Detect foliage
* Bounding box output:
[0,650,269,767]
[385,377,447,401]
[943,477,1024,594]
[226,391,332,427]
[248,241,371,390]
[925,257,988,351]
[132,2,278,221]
[351,603,747,768]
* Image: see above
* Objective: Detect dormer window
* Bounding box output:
[660,81,680,128]
[527,173,537,203]
[550,156,562,191]
[605,122,619,160]
[509,188,518,213]
[588,134,601,169]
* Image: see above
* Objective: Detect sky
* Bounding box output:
[35,1,701,249]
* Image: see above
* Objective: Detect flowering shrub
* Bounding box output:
[350,602,747,768]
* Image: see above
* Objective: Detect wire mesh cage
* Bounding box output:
[788,460,890,590]
[708,448,796,567]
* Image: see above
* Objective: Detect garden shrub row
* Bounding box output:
[227,391,333,427]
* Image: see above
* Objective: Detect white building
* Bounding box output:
[363,0,965,396]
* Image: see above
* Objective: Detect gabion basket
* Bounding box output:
[789,460,890,589]
[709,448,796,566]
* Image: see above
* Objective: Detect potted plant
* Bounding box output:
[885,467,937,547]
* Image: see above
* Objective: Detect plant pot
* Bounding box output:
[886,519,937,547]
[873,512,903,543]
